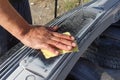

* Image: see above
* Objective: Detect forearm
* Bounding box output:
[0,0,30,40]
[0,0,76,54]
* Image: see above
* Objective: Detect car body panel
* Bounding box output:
[1,0,120,80]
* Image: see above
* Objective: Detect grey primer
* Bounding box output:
[1,0,120,80]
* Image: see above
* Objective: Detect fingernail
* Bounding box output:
[55,51,59,55]
[67,46,72,50]
[71,36,75,40]
[72,42,76,47]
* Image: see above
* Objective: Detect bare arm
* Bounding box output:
[0,0,30,39]
[0,0,76,55]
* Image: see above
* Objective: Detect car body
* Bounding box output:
[1,0,120,80]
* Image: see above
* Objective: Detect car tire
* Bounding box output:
[83,25,120,69]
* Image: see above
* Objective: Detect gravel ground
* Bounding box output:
[29,0,82,25]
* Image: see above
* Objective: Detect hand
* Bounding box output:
[21,25,76,55]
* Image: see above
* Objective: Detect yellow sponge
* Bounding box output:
[41,32,79,59]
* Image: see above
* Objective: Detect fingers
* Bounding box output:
[46,26,75,41]
[51,36,76,47]
[41,43,59,55]
[47,39,72,51]
[52,32,75,40]
[49,31,76,50]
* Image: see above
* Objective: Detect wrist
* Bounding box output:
[17,24,32,41]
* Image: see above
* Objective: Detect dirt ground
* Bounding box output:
[29,0,55,25]
[29,0,84,25]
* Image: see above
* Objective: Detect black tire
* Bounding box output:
[66,58,103,80]
[83,25,120,69]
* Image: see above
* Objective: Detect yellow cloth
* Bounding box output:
[41,32,79,59]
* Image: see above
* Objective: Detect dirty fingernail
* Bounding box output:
[72,42,76,47]
[71,36,75,40]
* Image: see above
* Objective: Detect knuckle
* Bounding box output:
[45,45,51,49]
[41,44,49,49]
[60,38,64,40]
[55,41,60,46]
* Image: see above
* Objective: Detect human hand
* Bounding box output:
[21,25,76,55]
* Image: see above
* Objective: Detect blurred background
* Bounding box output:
[29,0,90,25]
